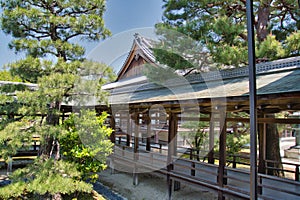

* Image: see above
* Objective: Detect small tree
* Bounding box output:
[60,110,113,181]
[223,112,250,166]
[226,132,250,166]
[181,114,210,161]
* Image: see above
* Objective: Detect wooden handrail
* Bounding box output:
[114,142,300,182]
[111,144,300,199]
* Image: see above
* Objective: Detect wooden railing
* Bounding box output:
[265,159,300,181]
[110,144,300,199]
[0,137,40,170]
[113,136,300,182]
[182,147,300,182]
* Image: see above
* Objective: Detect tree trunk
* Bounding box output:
[196,149,200,161]
[265,114,284,177]
[255,1,271,42]
[39,102,60,160]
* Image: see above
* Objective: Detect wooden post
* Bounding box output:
[191,161,196,176]
[126,113,131,147]
[189,145,196,176]
[133,167,138,186]
[109,112,116,174]
[233,155,237,168]
[167,112,180,199]
[296,164,299,181]
[110,113,116,144]
[173,113,180,192]
[258,113,266,194]
[208,113,215,164]
[146,112,151,151]
[133,112,139,186]
[167,112,174,200]
[134,113,140,154]
[119,113,122,129]
[62,112,65,122]
[258,113,266,172]
[218,109,227,200]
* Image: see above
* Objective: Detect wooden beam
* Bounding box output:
[180,117,300,124]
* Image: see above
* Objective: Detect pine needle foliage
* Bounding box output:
[0,0,115,199]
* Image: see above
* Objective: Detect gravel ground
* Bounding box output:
[97,169,218,200]
[1,168,218,200]
[93,181,126,200]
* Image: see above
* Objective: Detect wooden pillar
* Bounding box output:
[167,112,180,200]
[126,113,131,147]
[208,113,215,164]
[146,112,151,151]
[218,109,227,200]
[258,113,266,174]
[110,113,116,144]
[133,112,139,186]
[119,113,123,128]
[62,112,65,122]
[109,112,116,174]
[258,113,266,195]
[134,113,140,154]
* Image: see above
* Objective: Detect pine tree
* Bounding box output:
[153,0,299,177]
[0,0,115,198]
[156,0,299,69]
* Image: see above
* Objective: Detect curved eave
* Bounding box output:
[116,34,156,81]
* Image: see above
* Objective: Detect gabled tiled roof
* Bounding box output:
[132,33,156,63]
[116,33,157,81]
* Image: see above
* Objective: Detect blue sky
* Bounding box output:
[0,0,164,69]
[105,0,163,34]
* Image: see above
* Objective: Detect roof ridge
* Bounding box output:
[186,56,300,83]
[116,33,158,79]
[134,33,156,62]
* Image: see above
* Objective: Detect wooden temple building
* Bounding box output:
[90,33,300,199]
[73,34,300,199]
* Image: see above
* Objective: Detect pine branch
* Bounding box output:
[60,6,98,17]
